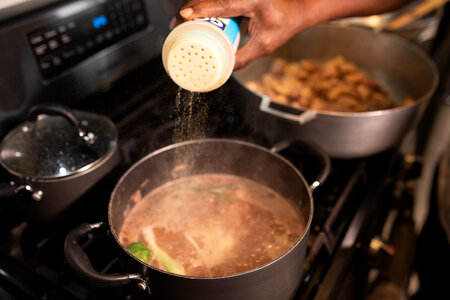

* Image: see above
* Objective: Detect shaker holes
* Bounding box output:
[168,42,220,91]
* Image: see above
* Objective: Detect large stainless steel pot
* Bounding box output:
[233,25,439,159]
[64,138,330,300]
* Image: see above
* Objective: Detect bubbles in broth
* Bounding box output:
[119,174,304,277]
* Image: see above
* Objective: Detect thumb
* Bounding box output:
[234,37,270,70]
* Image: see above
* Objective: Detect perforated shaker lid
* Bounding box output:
[162,22,236,93]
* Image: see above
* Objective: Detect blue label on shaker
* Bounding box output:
[196,17,240,48]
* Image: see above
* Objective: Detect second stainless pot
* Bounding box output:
[234,25,439,159]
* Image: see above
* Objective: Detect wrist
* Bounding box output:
[295,0,336,31]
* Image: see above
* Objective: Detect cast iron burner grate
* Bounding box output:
[0,58,399,300]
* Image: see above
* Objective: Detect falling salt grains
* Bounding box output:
[173,88,210,169]
[173,87,209,143]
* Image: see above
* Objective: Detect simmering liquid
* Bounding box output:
[119,174,304,277]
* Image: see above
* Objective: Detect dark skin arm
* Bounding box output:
[174,0,413,69]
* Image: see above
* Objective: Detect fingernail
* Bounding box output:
[169,17,176,29]
[180,8,193,19]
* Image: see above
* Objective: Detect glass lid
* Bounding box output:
[0,110,117,179]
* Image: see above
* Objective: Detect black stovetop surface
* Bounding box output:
[0,58,402,300]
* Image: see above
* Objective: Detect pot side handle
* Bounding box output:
[64,222,148,291]
[259,96,318,125]
[271,139,331,191]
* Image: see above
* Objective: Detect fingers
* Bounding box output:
[169,0,203,29]
[179,0,250,20]
[234,24,280,70]
[234,39,268,70]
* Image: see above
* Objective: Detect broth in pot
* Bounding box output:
[119,173,304,277]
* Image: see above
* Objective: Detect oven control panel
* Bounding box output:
[27,0,149,79]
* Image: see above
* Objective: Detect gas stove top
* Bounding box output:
[0,56,406,300]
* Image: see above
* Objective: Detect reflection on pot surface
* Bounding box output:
[119,173,304,277]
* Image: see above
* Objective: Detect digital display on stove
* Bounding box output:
[92,14,108,29]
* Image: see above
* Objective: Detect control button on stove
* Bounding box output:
[48,39,59,50]
[58,25,67,33]
[75,46,85,55]
[85,39,95,49]
[67,21,76,29]
[61,34,72,44]
[105,30,114,40]
[62,49,76,59]
[39,58,52,70]
[52,56,62,66]
[30,35,44,45]
[34,44,48,56]
[44,29,57,39]
[95,34,104,44]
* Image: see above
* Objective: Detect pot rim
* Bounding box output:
[108,138,314,280]
[233,24,439,118]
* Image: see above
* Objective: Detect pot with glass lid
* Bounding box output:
[0,103,120,223]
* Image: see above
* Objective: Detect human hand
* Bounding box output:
[173,0,322,70]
